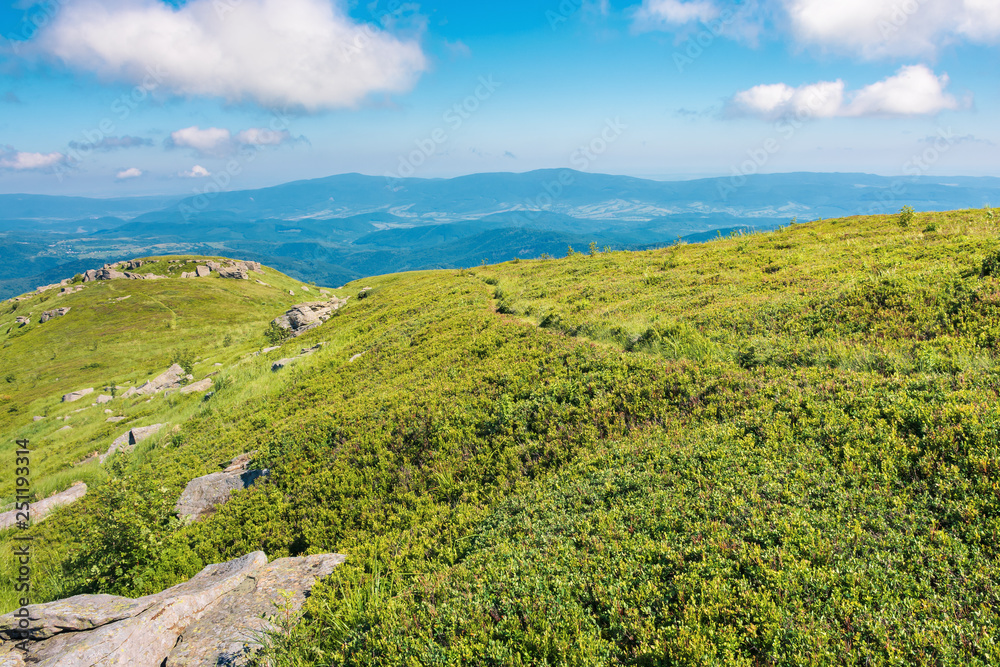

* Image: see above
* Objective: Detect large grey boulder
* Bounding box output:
[0,483,87,531]
[0,551,344,667]
[62,388,94,403]
[271,297,349,338]
[195,265,211,277]
[175,455,269,521]
[166,554,343,666]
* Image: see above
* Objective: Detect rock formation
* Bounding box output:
[120,364,191,398]
[0,551,345,667]
[0,482,87,531]
[39,308,70,324]
[175,454,269,521]
[62,388,94,403]
[14,317,28,327]
[271,297,349,338]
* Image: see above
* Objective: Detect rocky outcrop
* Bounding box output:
[196,265,211,277]
[0,551,344,667]
[100,424,165,463]
[175,455,269,521]
[0,483,87,531]
[39,308,70,324]
[121,364,191,398]
[271,297,349,338]
[62,388,94,403]
[14,317,29,327]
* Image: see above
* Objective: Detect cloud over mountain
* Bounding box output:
[26,0,428,111]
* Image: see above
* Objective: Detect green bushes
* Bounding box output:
[68,456,181,596]
[264,321,292,346]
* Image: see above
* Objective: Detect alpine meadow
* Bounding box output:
[1,207,998,664]
[3,0,1000,664]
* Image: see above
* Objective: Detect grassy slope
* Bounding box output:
[1,210,999,665]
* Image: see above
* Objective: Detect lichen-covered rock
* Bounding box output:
[175,456,269,521]
[0,551,343,667]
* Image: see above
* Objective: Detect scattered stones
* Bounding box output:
[39,308,71,324]
[213,363,223,367]
[180,378,213,395]
[271,343,324,372]
[33,416,44,422]
[62,388,94,403]
[15,316,29,327]
[271,297,348,338]
[60,285,84,295]
[0,551,344,667]
[0,483,87,531]
[175,454,270,521]
[103,409,113,415]
[95,394,113,405]
[256,280,270,286]
[301,286,309,292]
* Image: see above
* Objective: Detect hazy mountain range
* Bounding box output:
[3,170,999,298]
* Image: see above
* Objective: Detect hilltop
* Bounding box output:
[1,207,999,665]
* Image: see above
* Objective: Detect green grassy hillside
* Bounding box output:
[1,209,999,665]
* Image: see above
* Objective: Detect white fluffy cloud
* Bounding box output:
[732,65,958,119]
[632,0,719,28]
[115,167,143,180]
[167,126,296,157]
[179,165,211,178]
[27,0,428,111]
[168,127,233,157]
[783,0,1000,58]
[0,148,67,171]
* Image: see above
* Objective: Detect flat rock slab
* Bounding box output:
[180,378,213,395]
[62,388,94,403]
[166,554,345,666]
[0,551,344,667]
[0,483,86,531]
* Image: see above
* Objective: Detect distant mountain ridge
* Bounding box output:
[2,170,999,298]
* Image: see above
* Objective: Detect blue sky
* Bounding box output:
[0,0,997,196]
